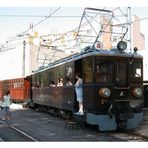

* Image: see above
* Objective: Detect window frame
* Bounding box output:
[95,57,113,83]
[129,60,143,80]
[83,56,94,83]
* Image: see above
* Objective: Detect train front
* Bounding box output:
[85,41,144,131]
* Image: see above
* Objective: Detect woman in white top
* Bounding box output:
[74,73,84,115]
[2,90,12,120]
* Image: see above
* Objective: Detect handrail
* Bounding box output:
[85,7,114,16]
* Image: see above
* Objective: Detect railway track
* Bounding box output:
[109,130,148,142]
[80,123,148,141]
[126,131,148,141]
[0,120,38,142]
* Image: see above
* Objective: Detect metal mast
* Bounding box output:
[22,40,26,77]
[127,7,132,52]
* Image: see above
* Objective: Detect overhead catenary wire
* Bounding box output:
[19,7,61,37]
[0,13,148,24]
[2,7,148,42]
[4,7,61,42]
[0,15,81,18]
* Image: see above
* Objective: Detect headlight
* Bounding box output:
[133,88,142,97]
[117,41,127,52]
[99,88,111,98]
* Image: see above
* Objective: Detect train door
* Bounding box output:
[144,82,148,107]
[74,59,83,111]
[75,59,82,77]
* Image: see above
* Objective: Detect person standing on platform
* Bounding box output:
[1,90,12,120]
[74,73,84,116]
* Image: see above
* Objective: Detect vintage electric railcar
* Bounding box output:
[0,7,144,131]
[31,41,144,131]
[0,77,30,103]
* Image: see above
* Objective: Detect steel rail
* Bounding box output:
[0,120,38,142]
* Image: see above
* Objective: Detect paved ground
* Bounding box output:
[131,120,148,139]
[0,104,148,142]
[129,108,148,139]
[0,104,123,141]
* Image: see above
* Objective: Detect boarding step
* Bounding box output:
[142,108,148,121]
[73,113,86,123]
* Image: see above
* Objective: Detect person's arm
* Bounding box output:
[75,79,80,87]
[10,97,12,104]
[2,97,4,102]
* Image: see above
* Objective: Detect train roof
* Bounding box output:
[32,46,143,74]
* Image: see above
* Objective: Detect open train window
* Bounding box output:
[33,73,41,87]
[66,66,73,78]
[130,62,142,78]
[83,57,93,83]
[65,63,74,85]
[95,60,113,82]
[56,66,65,86]
[40,70,50,87]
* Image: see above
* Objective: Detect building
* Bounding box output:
[132,15,145,50]
[0,32,71,80]
[101,15,145,51]
[101,16,112,49]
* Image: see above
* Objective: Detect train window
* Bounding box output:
[66,66,73,78]
[20,79,23,88]
[40,70,49,87]
[40,73,44,88]
[56,67,65,86]
[117,62,126,81]
[50,80,56,87]
[49,70,55,86]
[14,80,17,88]
[49,69,60,86]
[83,57,93,83]
[57,69,64,78]
[96,61,112,82]
[57,78,63,86]
[34,74,41,87]
[131,62,142,78]
[17,80,19,88]
[65,63,74,85]
[45,70,50,87]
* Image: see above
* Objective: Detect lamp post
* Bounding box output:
[22,40,26,77]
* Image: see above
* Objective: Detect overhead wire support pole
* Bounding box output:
[22,40,26,77]
[128,7,132,52]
